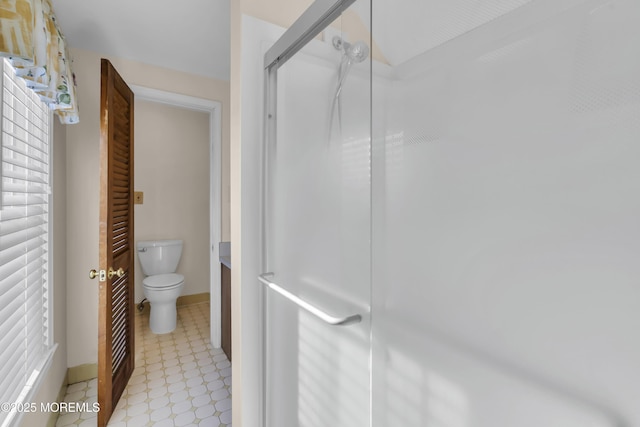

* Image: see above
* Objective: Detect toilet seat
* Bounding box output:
[142,273,184,290]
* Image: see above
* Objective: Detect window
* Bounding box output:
[0,59,56,427]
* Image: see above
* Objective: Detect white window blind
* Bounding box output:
[0,59,55,427]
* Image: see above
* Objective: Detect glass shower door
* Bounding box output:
[370,0,640,425]
[261,1,372,426]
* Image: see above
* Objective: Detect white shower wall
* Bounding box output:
[372,0,640,425]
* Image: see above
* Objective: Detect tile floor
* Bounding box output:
[55,302,232,427]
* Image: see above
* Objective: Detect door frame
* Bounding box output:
[130,84,223,348]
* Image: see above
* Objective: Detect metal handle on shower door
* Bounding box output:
[258,273,362,326]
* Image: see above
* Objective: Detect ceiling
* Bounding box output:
[51,0,230,81]
[359,0,535,68]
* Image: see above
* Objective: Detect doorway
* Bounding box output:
[130,85,223,349]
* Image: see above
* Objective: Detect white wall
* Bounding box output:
[229,0,243,424]
[65,48,229,368]
[133,100,211,302]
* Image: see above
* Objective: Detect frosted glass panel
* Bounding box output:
[264,3,371,426]
[372,0,640,425]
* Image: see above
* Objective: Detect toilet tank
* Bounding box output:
[137,239,183,276]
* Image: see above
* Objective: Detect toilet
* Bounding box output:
[137,239,185,334]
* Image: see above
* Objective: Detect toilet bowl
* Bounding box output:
[142,273,184,334]
[137,240,185,334]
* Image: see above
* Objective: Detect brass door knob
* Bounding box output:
[108,267,125,279]
[89,269,99,279]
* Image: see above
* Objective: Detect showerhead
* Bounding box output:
[329,36,370,140]
[332,36,369,63]
[346,41,369,63]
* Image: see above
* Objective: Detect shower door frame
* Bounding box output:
[260,0,362,425]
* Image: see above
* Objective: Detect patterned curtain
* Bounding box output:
[0,0,79,124]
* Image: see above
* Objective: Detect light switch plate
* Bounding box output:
[134,191,144,204]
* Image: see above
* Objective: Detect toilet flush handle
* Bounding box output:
[108,267,125,279]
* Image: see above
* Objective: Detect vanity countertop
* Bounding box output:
[219,241,231,269]
[220,256,231,269]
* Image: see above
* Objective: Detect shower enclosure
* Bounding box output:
[257,0,640,425]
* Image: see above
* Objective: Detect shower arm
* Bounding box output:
[258,273,362,326]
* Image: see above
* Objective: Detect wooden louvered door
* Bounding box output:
[97,58,135,427]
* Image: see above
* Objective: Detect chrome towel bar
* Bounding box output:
[258,273,362,326]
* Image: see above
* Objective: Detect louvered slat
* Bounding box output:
[0,256,45,291]
[0,245,45,280]
[0,215,46,236]
[0,226,46,252]
[0,313,24,358]
[2,140,48,163]
[0,59,52,426]
[1,153,48,173]
[0,349,26,404]
[2,168,47,183]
